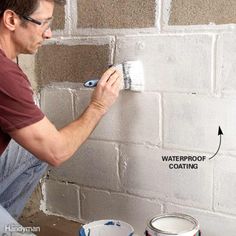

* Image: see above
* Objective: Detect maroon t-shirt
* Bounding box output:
[0,49,45,155]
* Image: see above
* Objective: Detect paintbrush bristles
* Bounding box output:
[122,61,144,91]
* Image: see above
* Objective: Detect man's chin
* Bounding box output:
[22,48,39,55]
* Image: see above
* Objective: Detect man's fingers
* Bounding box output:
[99,67,117,84]
[98,67,122,90]
[90,67,122,114]
[106,72,121,86]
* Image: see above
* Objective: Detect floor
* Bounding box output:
[17,183,83,236]
[19,211,83,236]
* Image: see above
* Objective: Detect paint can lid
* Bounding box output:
[148,213,199,235]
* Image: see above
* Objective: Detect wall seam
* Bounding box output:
[211,34,218,96]
[159,92,164,148]
[156,0,163,33]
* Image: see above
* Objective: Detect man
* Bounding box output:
[0,0,122,227]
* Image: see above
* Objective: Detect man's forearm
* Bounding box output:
[9,67,121,167]
[58,103,105,163]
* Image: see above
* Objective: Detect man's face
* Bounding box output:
[13,0,54,54]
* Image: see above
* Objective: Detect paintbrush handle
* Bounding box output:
[83,79,99,88]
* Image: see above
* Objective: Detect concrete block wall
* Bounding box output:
[18,0,236,235]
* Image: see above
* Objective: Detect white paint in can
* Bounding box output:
[146,213,200,236]
[152,216,194,233]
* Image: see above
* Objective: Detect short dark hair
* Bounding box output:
[0,0,66,18]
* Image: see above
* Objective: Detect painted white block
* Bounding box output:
[120,144,213,209]
[217,33,236,94]
[166,204,236,236]
[214,156,236,215]
[74,90,161,145]
[49,140,121,191]
[80,188,162,235]
[115,34,212,93]
[73,88,92,115]
[41,87,74,129]
[42,179,80,219]
[163,94,236,153]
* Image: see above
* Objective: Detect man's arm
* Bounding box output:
[9,67,121,167]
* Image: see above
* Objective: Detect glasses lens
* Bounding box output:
[43,18,53,30]
[21,15,53,30]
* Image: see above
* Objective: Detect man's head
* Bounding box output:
[0,0,65,57]
[0,0,65,20]
[0,1,38,21]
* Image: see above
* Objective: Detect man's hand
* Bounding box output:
[90,67,122,115]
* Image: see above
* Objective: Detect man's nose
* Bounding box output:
[43,27,52,39]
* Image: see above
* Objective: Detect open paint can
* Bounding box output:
[79,219,134,236]
[145,213,200,236]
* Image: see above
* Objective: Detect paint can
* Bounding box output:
[79,219,134,236]
[145,213,200,236]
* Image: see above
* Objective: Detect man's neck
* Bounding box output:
[0,34,18,60]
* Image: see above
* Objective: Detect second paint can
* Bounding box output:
[145,213,200,236]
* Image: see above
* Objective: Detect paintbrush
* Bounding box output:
[83,60,144,92]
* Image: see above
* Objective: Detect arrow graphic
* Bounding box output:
[209,126,223,160]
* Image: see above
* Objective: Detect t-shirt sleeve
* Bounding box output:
[0,69,45,132]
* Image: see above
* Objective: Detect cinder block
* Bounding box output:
[169,0,236,25]
[40,87,74,129]
[214,156,236,215]
[163,94,236,152]
[217,33,236,94]
[52,2,65,30]
[77,0,156,28]
[49,140,121,191]
[42,179,80,219]
[80,188,162,235]
[18,54,37,91]
[74,90,161,144]
[36,43,110,87]
[166,204,236,236]
[115,35,212,93]
[120,144,213,209]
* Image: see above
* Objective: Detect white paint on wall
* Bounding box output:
[162,0,172,27]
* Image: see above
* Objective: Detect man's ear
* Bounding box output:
[3,10,19,31]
